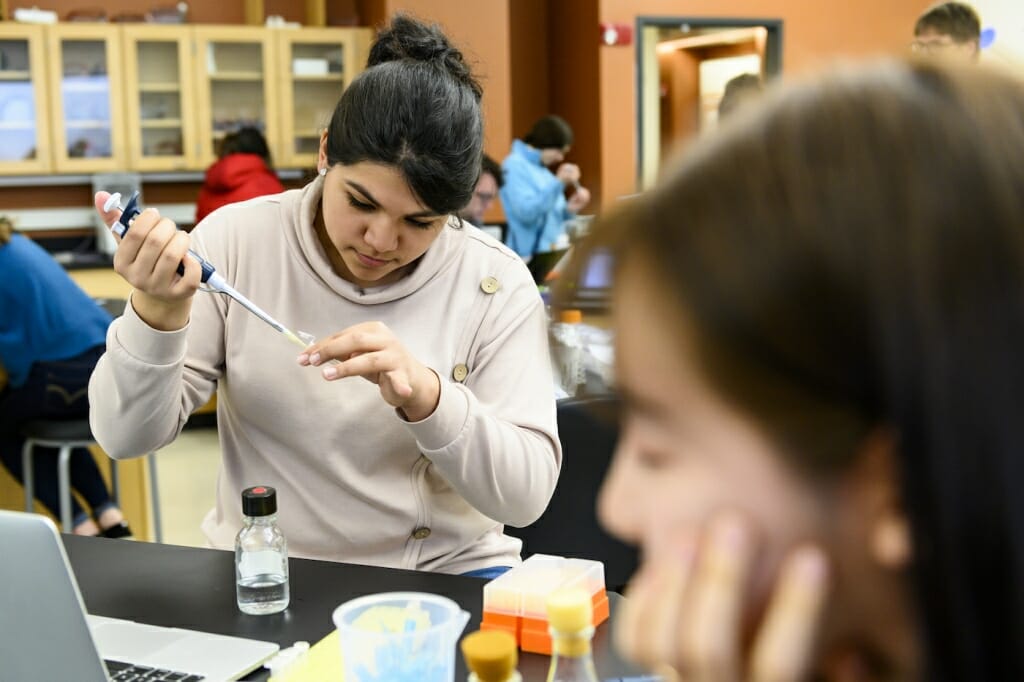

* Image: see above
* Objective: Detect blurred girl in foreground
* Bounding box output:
[575,60,1024,680]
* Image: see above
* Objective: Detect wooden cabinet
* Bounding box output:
[0,24,52,175]
[274,27,371,168]
[0,23,370,176]
[121,25,198,172]
[193,26,279,169]
[47,23,126,172]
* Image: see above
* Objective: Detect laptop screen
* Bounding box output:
[568,247,613,311]
[528,247,571,285]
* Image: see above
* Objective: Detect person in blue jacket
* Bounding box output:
[501,115,591,259]
[0,217,131,537]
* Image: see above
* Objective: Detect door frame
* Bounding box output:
[635,16,784,186]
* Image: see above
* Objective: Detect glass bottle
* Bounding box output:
[546,589,599,682]
[461,630,522,682]
[235,485,289,615]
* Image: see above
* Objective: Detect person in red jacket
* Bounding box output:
[195,127,285,224]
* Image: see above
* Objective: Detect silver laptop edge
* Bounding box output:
[0,510,279,682]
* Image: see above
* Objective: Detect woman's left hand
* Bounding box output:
[298,321,441,421]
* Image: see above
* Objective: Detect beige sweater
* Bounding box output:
[89,178,561,574]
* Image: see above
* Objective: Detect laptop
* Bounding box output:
[566,246,613,312]
[0,510,279,682]
[528,247,571,284]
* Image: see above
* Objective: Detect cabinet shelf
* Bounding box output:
[209,71,263,81]
[65,120,111,129]
[139,82,181,93]
[61,81,110,93]
[141,118,183,129]
[292,74,344,82]
[0,25,372,175]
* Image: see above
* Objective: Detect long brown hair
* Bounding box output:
[568,60,1024,679]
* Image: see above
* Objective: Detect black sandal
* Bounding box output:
[99,521,134,539]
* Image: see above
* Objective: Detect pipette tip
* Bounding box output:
[284,330,308,349]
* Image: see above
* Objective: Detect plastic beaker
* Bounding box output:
[332,591,471,682]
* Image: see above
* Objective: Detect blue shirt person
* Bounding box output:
[0,225,131,537]
[501,116,591,259]
[0,233,111,387]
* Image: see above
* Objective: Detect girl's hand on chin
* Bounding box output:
[615,515,830,682]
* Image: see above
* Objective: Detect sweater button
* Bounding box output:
[452,363,469,382]
[412,527,432,540]
[480,276,500,294]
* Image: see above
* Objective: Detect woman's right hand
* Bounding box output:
[94,191,200,331]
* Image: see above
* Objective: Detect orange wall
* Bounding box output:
[597,0,932,204]
[355,0,388,28]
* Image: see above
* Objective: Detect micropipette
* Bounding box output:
[103,191,308,349]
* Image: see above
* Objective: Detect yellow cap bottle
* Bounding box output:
[461,630,522,682]
[545,589,599,681]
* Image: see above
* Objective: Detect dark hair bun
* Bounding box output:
[369,14,482,99]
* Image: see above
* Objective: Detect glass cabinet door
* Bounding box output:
[0,24,51,174]
[275,28,371,169]
[47,24,126,172]
[122,25,197,171]
[193,27,278,169]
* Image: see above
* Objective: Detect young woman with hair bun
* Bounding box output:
[91,15,559,577]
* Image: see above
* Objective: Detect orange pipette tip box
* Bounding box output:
[480,554,608,655]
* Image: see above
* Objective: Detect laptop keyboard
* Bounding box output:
[105,659,205,681]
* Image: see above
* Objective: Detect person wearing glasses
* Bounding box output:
[912,1,981,62]
[458,155,504,227]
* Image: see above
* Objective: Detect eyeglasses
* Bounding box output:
[911,38,958,54]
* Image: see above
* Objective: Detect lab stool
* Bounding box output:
[20,419,162,541]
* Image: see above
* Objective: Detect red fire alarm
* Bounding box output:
[599,22,633,46]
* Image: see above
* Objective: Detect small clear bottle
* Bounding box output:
[545,589,599,682]
[461,630,522,682]
[235,485,289,615]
